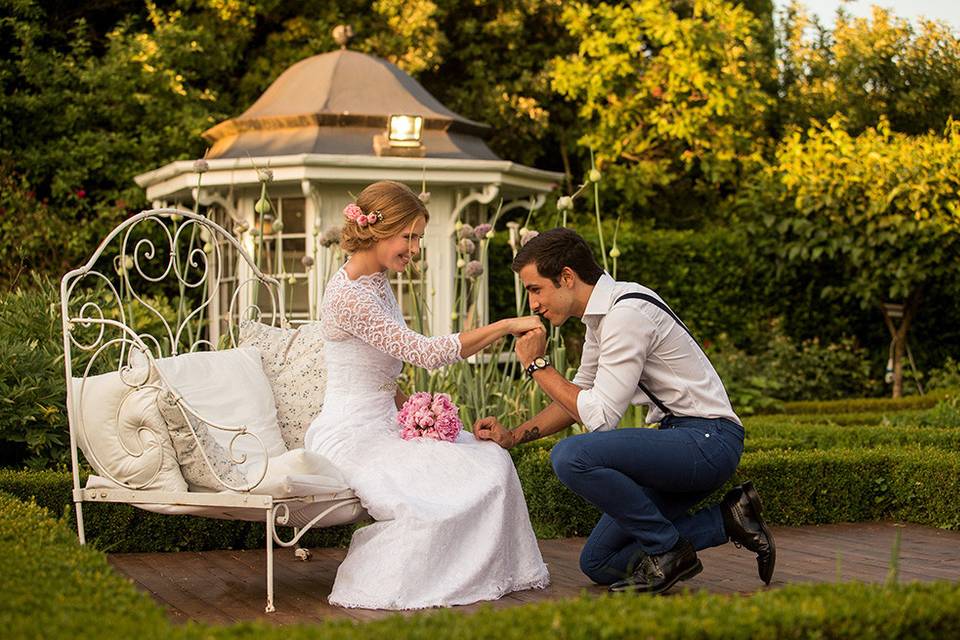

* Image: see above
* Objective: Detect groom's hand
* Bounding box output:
[473,416,515,449]
[515,325,547,369]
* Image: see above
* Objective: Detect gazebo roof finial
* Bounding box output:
[332,24,354,50]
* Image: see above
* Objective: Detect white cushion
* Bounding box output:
[246,448,350,498]
[72,368,187,492]
[239,321,327,449]
[152,347,287,473]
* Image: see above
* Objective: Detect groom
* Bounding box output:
[474,227,775,594]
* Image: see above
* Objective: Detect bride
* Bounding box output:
[303,180,550,610]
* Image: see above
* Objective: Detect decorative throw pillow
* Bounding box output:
[71,367,187,492]
[239,320,328,449]
[151,347,288,472]
[155,389,248,492]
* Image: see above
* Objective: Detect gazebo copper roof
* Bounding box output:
[202,49,499,161]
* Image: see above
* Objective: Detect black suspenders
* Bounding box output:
[613,292,701,417]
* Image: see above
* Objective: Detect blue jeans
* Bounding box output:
[550,416,744,585]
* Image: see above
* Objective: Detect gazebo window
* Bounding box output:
[260,197,311,323]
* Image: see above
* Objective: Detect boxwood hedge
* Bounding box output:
[3,491,960,640]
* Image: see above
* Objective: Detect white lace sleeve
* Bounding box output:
[329,280,462,370]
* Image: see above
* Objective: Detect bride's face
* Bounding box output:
[376,216,427,272]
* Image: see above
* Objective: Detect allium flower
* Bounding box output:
[520,230,539,246]
[557,196,573,211]
[320,226,342,247]
[257,168,273,183]
[418,191,431,204]
[456,258,466,268]
[458,238,476,254]
[474,223,493,239]
[465,260,484,279]
[609,246,621,258]
[458,224,475,240]
[193,159,209,174]
[255,197,271,214]
[589,168,602,182]
[301,255,315,268]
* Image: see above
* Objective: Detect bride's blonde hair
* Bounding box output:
[340,181,429,254]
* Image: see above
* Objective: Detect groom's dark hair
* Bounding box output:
[512,227,603,286]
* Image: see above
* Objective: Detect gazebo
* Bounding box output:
[134,32,562,335]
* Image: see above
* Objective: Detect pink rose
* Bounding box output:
[366,213,379,225]
[343,203,364,222]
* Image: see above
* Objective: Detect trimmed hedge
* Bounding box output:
[775,390,954,415]
[745,424,960,452]
[0,493,170,640]
[6,444,959,551]
[516,445,960,537]
[4,490,960,640]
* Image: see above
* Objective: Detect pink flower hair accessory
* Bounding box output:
[343,203,382,227]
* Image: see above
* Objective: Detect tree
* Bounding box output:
[741,117,960,397]
[777,3,960,137]
[550,0,775,226]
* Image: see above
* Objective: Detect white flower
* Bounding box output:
[257,168,273,183]
[557,196,574,211]
[418,191,431,204]
[589,169,602,183]
[457,258,466,268]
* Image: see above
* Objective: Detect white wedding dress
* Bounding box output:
[303,266,549,610]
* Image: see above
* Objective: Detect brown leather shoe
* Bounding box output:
[608,537,703,595]
[722,481,776,584]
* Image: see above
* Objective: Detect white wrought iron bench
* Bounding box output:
[61,208,367,612]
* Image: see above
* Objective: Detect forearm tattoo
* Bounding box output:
[517,426,541,444]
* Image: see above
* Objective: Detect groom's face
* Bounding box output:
[519,263,574,326]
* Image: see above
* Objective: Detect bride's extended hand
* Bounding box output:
[506,315,544,337]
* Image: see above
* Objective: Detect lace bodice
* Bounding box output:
[321,266,462,371]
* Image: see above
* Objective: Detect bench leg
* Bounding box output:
[76,501,86,545]
[265,508,275,613]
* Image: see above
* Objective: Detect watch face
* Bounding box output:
[534,357,547,368]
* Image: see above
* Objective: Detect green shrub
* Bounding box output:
[0,492,169,639]
[745,424,960,452]
[774,389,954,415]
[234,583,960,639]
[5,489,960,640]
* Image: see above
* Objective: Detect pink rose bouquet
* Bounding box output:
[397,392,463,442]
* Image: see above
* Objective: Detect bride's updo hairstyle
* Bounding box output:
[340,180,430,254]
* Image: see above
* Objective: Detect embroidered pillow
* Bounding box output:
[156,389,248,492]
[239,320,327,449]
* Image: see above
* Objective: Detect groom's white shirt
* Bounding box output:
[572,273,741,431]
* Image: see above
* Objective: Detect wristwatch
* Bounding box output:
[525,356,551,377]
